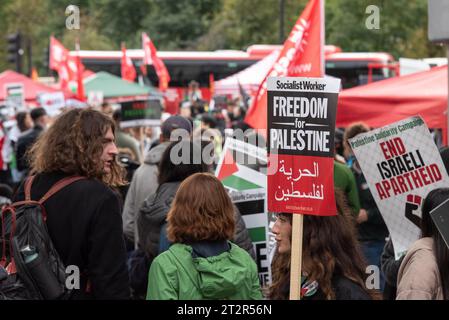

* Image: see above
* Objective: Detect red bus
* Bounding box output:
[71,45,397,112]
[73,46,270,112]
[325,51,398,89]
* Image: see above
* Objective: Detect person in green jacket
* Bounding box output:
[334,160,361,217]
[146,172,262,300]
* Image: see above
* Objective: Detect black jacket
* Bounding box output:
[137,181,256,263]
[304,275,372,300]
[16,125,43,173]
[381,238,405,300]
[351,161,389,242]
[278,274,372,300]
[14,172,130,300]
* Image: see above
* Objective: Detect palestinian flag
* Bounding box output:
[216,149,266,191]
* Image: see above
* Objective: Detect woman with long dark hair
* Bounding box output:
[268,190,376,300]
[396,188,449,300]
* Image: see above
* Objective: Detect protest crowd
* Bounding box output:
[2,0,449,302]
[1,86,447,301]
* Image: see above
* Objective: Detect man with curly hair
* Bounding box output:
[13,108,130,299]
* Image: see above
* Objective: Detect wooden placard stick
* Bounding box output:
[289,213,303,300]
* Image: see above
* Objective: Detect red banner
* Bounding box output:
[49,36,69,71]
[0,123,5,170]
[121,43,137,82]
[49,36,86,95]
[245,0,324,130]
[142,32,170,91]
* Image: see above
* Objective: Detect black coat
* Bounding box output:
[351,162,389,242]
[381,238,405,300]
[278,274,372,300]
[15,125,43,173]
[14,171,130,299]
[137,182,256,263]
[303,275,372,300]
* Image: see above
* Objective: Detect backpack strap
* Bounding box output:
[38,176,86,204]
[0,205,17,274]
[24,175,36,201]
[0,208,8,267]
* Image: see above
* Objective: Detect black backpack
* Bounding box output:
[0,176,85,300]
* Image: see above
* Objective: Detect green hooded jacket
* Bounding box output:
[146,242,262,300]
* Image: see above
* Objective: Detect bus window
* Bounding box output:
[82,59,122,76]
[75,48,397,113]
[325,64,394,89]
[144,59,257,88]
[325,52,396,89]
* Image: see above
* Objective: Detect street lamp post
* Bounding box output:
[428,0,449,146]
[279,0,285,44]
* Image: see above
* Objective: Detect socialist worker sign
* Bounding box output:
[267,76,341,215]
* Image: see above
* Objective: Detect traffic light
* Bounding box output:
[6,32,23,73]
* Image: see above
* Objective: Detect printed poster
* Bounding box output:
[38,91,65,116]
[349,116,449,259]
[215,138,271,286]
[120,98,162,128]
[267,76,340,215]
[4,83,24,110]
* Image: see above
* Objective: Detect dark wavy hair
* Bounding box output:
[421,188,449,300]
[343,122,370,159]
[28,108,125,186]
[166,173,235,243]
[269,190,376,300]
[158,140,212,185]
[343,122,370,143]
[16,111,30,132]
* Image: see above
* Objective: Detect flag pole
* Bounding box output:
[289,214,304,300]
[75,38,85,102]
[320,0,325,77]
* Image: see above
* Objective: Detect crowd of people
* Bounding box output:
[1,87,449,301]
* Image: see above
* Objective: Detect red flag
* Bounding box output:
[244,0,324,130]
[49,36,69,71]
[49,36,86,93]
[142,32,170,91]
[57,62,70,90]
[50,36,71,90]
[75,41,85,101]
[0,123,6,170]
[140,64,148,76]
[57,56,78,91]
[121,43,136,82]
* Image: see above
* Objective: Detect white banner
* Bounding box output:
[5,83,24,111]
[87,91,104,108]
[38,92,65,116]
[349,116,449,259]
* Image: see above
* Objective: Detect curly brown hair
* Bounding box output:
[343,122,370,143]
[166,173,235,243]
[268,190,378,300]
[28,108,125,186]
